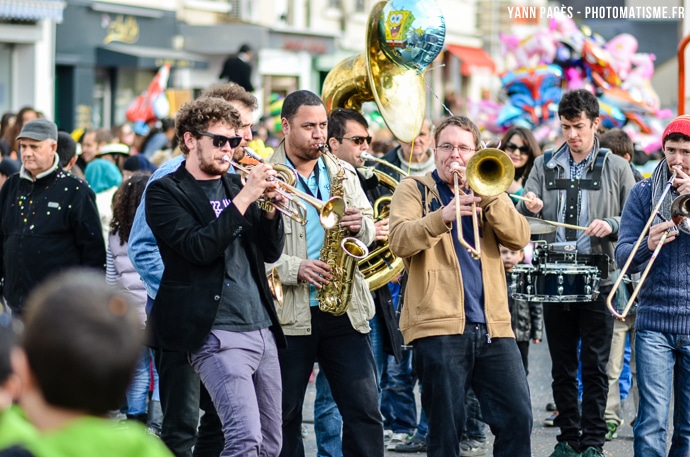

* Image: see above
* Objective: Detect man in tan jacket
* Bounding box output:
[389,115,533,457]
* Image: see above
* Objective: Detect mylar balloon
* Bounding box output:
[378,0,446,72]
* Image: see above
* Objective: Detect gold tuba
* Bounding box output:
[322,1,423,291]
[316,145,370,316]
[357,168,405,290]
[321,1,426,143]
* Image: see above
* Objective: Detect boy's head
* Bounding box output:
[599,128,634,163]
[14,270,142,416]
[499,245,525,272]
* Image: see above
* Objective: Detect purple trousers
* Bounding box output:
[190,328,282,457]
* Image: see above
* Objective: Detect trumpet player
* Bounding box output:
[517,89,636,457]
[145,96,286,457]
[266,91,382,457]
[389,115,533,457]
[129,83,269,457]
[615,115,690,457]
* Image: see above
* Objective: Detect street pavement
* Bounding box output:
[300,332,638,456]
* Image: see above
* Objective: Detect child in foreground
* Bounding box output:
[0,270,172,457]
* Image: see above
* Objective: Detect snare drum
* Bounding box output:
[509,264,538,301]
[533,263,600,302]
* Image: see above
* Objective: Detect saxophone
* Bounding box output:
[316,144,369,316]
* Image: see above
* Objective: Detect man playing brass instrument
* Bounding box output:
[266,90,383,457]
[616,115,690,457]
[389,115,533,457]
[307,108,404,455]
[145,96,286,456]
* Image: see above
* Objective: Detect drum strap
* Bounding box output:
[544,149,607,241]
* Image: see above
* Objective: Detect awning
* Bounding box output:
[0,0,65,23]
[97,44,209,70]
[447,44,495,76]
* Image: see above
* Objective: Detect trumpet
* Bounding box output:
[360,151,409,177]
[223,154,346,229]
[450,148,515,260]
[606,168,690,319]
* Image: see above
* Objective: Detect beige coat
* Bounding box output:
[389,173,530,345]
[267,141,376,336]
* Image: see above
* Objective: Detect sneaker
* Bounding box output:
[546,402,557,412]
[581,447,605,457]
[395,434,427,453]
[459,438,488,457]
[544,410,559,427]
[387,432,412,451]
[384,429,394,445]
[548,442,581,457]
[605,421,618,440]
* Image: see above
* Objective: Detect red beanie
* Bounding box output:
[662,115,690,145]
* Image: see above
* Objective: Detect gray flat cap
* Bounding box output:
[17,119,58,142]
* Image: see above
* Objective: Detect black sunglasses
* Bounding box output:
[195,131,242,149]
[505,142,530,155]
[338,136,372,146]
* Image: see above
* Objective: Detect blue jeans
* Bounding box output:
[381,348,417,434]
[634,330,690,457]
[415,325,532,457]
[465,388,486,441]
[314,369,343,457]
[125,347,160,416]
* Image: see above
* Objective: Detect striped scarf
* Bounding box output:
[650,158,677,224]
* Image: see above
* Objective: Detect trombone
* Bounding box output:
[223,151,346,229]
[360,151,409,177]
[606,169,690,319]
[450,148,515,260]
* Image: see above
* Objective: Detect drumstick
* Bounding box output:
[541,220,588,231]
[509,194,534,203]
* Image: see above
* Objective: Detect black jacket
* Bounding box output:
[0,165,105,313]
[357,168,403,361]
[219,55,254,92]
[145,164,285,352]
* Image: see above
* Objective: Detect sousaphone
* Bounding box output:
[322,1,426,290]
[322,1,426,143]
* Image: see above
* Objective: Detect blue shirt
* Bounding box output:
[291,157,331,307]
[432,171,485,323]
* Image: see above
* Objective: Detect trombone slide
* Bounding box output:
[451,163,481,259]
[606,169,678,320]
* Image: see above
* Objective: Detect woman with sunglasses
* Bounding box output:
[500,126,543,204]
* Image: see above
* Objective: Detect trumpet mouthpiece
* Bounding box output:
[450,162,461,171]
[221,155,231,163]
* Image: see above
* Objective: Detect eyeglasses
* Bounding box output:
[194,131,242,149]
[436,144,475,154]
[338,136,372,146]
[505,142,530,155]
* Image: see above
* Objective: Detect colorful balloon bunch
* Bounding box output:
[488,14,672,150]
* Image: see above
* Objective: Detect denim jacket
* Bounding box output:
[128,155,184,299]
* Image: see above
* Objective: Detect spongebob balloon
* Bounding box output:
[379,0,445,72]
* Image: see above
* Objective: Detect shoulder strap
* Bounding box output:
[416,179,427,215]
